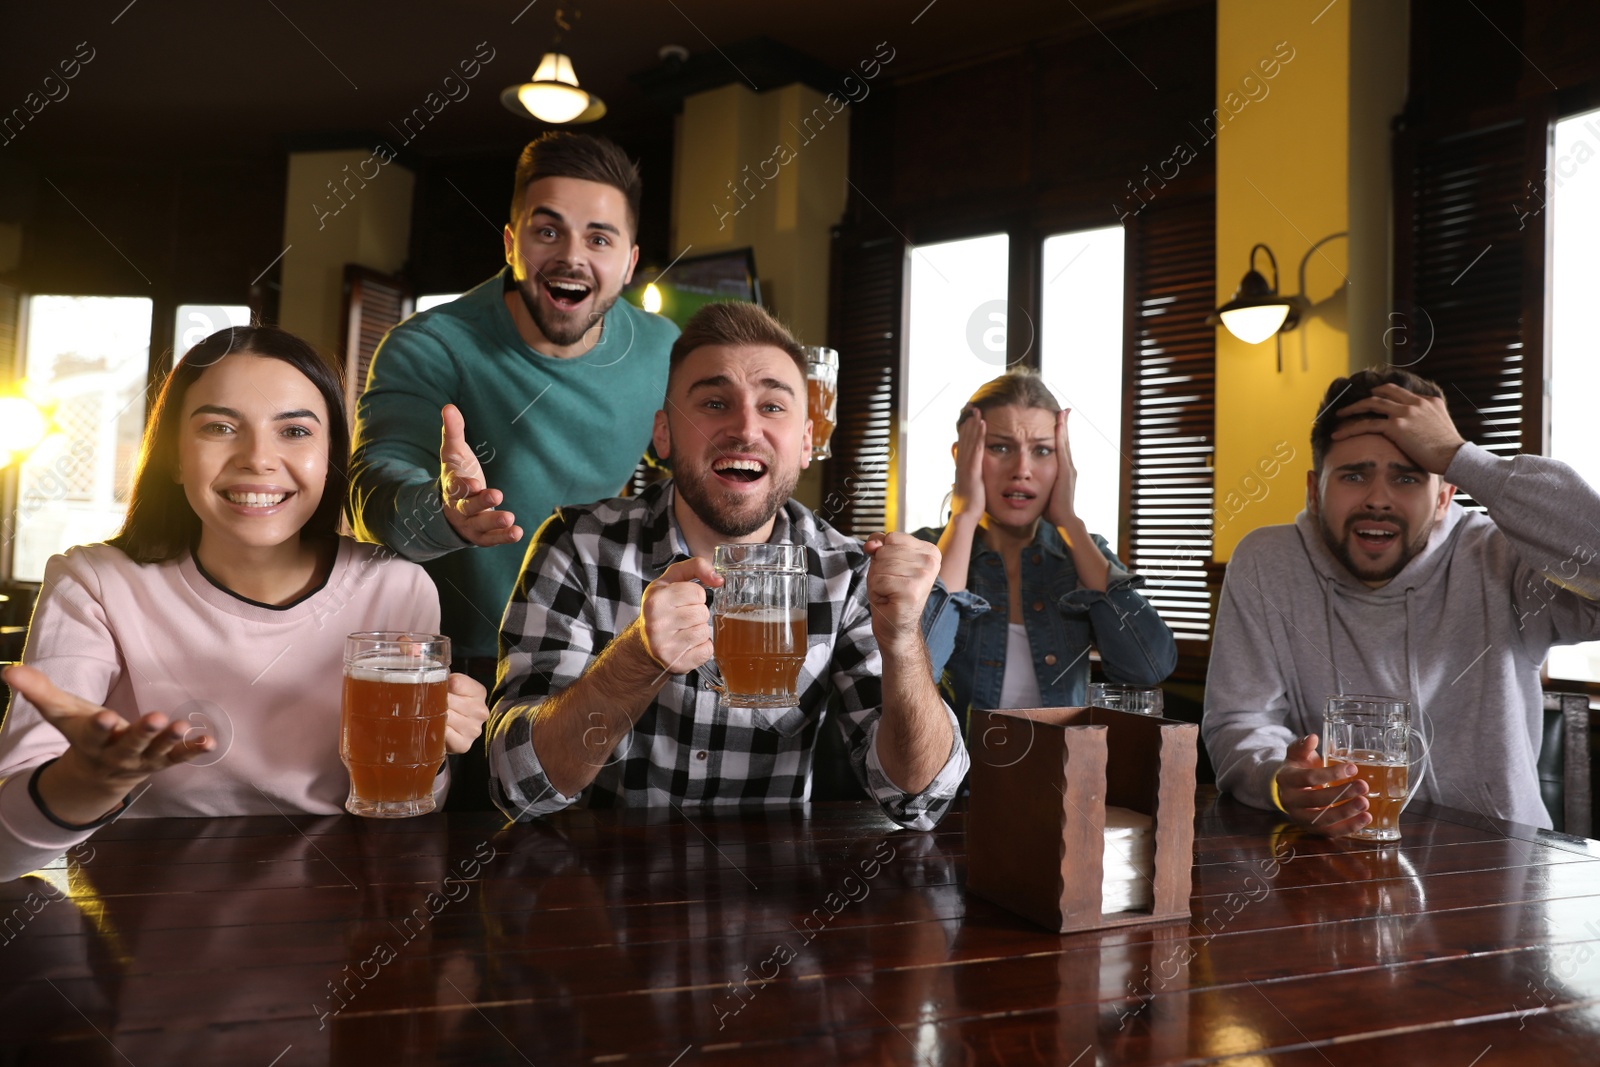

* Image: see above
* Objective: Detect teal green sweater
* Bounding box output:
[349,269,678,657]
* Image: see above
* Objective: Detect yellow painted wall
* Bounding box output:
[278,149,415,358]
[672,82,850,509]
[673,82,848,345]
[1213,0,1353,559]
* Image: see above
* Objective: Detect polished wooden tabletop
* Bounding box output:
[3,789,1600,1064]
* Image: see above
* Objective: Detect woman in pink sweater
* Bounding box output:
[0,325,489,880]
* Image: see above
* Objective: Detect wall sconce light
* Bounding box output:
[1209,234,1347,372]
[1209,244,1300,344]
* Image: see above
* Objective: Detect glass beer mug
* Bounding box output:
[805,347,839,462]
[703,544,809,709]
[341,632,450,817]
[1086,682,1164,716]
[1323,695,1428,842]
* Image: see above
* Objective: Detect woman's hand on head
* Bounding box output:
[1044,409,1080,528]
[444,672,491,755]
[950,407,987,523]
[4,663,213,823]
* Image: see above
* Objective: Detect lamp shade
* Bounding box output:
[503,52,606,124]
[1206,265,1299,345]
[1218,303,1292,345]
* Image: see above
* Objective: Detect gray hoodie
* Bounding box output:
[1203,442,1600,828]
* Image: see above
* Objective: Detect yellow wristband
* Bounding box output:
[1269,774,1287,814]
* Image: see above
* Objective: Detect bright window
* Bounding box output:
[415,293,461,314]
[901,233,1011,535]
[899,229,1127,549]
[1039,227,1126,552]
[12,296,152,582]
[173,304,251,365]
[1545,107,1600,684]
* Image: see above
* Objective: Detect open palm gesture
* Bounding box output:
[4,663,214,824]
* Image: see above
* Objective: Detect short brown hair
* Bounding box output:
[1311,367,1446,470]
[956,368,1061,430]
[667,302,806,385]
[509,132,642,238]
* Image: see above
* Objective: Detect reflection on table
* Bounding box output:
[3,790,1600,1064]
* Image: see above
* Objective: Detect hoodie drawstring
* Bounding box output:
[1404,586,1433,803]
[1322,578,1433,804]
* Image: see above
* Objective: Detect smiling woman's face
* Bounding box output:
[976,404,1059,529]
[175,353,330,556]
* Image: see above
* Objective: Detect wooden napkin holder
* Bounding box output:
[965,705,1198,934]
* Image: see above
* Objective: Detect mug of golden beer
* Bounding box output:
[804,347,839,462]
[1323,695,1423,842]
[341,632,450,817]
[703,543,808,709]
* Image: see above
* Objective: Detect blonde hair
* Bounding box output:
[956,368,1061,429]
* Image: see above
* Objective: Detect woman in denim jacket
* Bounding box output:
[916,371,1176,738]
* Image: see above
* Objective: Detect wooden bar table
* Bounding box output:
[3,789,1600,1064]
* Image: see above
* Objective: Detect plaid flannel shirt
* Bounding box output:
[487,481,968,829]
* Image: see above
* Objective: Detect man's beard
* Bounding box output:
[513,272,621,348]
[673,442,799,538]
[1319,509,1431,585]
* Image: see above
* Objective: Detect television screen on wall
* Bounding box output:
[622,247,761,327]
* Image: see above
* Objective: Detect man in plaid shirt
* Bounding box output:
[487,302,968,829]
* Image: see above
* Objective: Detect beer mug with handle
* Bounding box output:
[702,544,809,708]
[1323,695,1429,842]
[341,632,450,817]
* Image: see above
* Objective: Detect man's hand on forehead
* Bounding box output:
[1331,383,1466,476]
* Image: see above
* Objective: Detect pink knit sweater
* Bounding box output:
[0,539,442,879]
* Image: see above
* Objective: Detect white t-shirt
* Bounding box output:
[0,538,441,880]
[998,622,1042,709]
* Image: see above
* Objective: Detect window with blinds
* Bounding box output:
[1394,108,1547,479]
[820,230,904,538]
[1122,195,1218,647]
[820,206,1215,652]
[340,265,413,428]
[0,284,19,377]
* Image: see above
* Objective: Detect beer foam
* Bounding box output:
[716,607,806,624]
[347,656,448,684]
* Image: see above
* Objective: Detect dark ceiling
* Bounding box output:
[0,0,1196,162]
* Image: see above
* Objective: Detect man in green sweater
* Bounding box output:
[349,132,679,808]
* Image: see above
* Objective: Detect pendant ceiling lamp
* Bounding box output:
[501,5,605,124]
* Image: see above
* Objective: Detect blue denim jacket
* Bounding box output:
[914,523,1177,733]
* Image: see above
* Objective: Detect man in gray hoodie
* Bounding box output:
[1203,368,1600,834]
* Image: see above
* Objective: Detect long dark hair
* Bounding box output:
[111,325,349,564]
